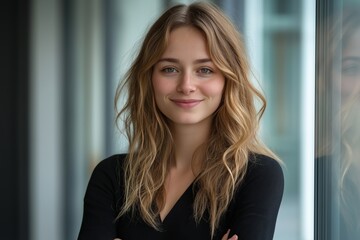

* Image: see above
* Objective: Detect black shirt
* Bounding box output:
[78,153,284,240]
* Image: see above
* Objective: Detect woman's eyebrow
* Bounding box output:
[157,58,179,63]
[157,58,212,64]
[194,58,212,64]
[342,56,360,63]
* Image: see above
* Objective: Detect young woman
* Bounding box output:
[78,2,284,240]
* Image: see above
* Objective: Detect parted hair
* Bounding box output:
[115,2,277,237]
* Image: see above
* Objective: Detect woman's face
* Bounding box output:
[152,26,225,126]
[341,27,360,99]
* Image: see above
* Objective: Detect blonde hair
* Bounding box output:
[115,2,277,237]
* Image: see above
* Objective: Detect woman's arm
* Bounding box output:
[228,155,284,240]
[78,156,121,240]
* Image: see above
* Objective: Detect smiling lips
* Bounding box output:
[170,99,203,108]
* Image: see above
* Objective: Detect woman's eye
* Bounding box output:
[342,64,360,76]
[199,68,213,74]
[162,67,178,73]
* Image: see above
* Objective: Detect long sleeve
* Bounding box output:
[227,155,284,240]
[78,154,283,240]
[78,155,122,240]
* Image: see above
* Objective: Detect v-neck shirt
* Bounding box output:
[78,153,284,240]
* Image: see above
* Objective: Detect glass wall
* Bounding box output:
[315,0,360,239]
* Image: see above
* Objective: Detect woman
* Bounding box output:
[78,2,283,240]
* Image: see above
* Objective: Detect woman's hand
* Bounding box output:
[222,229,238,240]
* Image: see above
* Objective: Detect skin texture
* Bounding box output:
[152,26,225,127]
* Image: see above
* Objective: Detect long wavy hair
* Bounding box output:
[115,2,277,237]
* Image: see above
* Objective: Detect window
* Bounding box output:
[315,0,360,239]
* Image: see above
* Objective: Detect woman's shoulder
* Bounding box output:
[248,153,283,172]
[243,153,284,186]
[224,154,284,239]
[94,154,127,172]
[229,153,284,214]
[89,154,128,186]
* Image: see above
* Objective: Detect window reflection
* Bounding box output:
[316,1,360,239]
[339,8,360,238]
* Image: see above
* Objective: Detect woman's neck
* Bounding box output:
[170,119,212,171]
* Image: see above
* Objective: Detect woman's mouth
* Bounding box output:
[170,99,203,108]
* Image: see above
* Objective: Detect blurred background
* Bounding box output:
[1,0,359,239]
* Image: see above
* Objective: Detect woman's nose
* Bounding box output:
[176,72,196,94]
